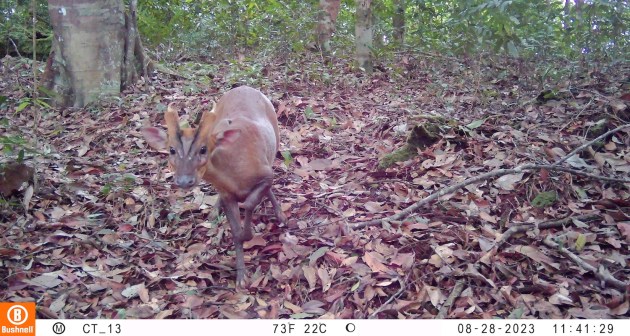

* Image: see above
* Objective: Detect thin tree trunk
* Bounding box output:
[44,0,149,107]
[355,0,373,74]
[392,0,405,45]
[315,0,340,57]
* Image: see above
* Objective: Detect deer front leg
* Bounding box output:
[210,197,223,221]
[221,196,246,287]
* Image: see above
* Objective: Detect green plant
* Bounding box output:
[100,173,137,196]
[281,150,293,167]
[15,97,51,112]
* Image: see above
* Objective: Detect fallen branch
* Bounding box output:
[542,236,628,291]
[535,165,630,183]
[352,124,630,230]
[479,214,601,265]
[552,124,630,167]
[436,279,466,319]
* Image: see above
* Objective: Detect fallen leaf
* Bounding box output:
[616,222,630,243]
[244,235,267,249]
[24,274,63,288]
[302,265,317,289]
[363,251,389,273]
[514,245,560,269]
[309,158,333,171]
[495,173,524,190]
[364,201,384,213]
[317,267,331,292]
[308,247,329,266]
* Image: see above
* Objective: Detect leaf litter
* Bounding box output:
[0,54,629,318]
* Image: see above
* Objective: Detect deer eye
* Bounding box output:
[199,146,207,155]
[169,147,176,155]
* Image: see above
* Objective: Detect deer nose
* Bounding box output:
[174,175,196,189]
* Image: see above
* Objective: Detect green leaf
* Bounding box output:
[507,41,519,57]
[531,191,557,208]
[466,119,485,130]
[290,312,313,319]
[101,184,112,196]
[16,100,31,112]
[34,98,52,109]
[116,308,127,319]
[574,234,586,252]
[543,91,557,99]
[507,307,524,319]
[351,280,361,292]
[309,247,329,265]
[304,106,314,119]
[281,150,293,166]
[574,187,587,200]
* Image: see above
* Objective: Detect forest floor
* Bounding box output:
[1,53,629,319]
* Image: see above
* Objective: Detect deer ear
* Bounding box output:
[141,127,167,150]
[216,129,241,143]
[213,118,243,144]
[195,109,217,140]
[164,103,180,140]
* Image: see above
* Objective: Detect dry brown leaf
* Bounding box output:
[362,251,389,273]
[363,201,384,213]
[25,274,63,289]
[494,173,524,190]
[283,301,302,314]
[341,256,358,266]
[243,235,267,249]
[317,267,331,292]
[616,222,630,243]
[514,245,560,270]
[425,285,445,307]
[309,158,333,171]
[302,265,317,289]
[390,253,415,270]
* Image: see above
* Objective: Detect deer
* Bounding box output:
[141,86,286,287]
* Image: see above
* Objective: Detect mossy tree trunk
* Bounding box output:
[315,0,341,57]
[44,0,149,107]
[355,0,373,74]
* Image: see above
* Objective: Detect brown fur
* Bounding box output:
[141,86,286,287]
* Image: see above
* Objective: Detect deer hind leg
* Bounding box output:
[240,179,273,242]
[266,189,287,223]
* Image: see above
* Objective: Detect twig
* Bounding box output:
[552,124,630,167]
[353,165,535,229]
[368,275,407,319]
[535,165,629,183]
[542,236,627,291]
[9,38,22,58]
[557,97,594,133]
[479,214,601,265]
[352,124,630,230]
[435,279,465,319]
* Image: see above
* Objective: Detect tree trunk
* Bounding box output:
[392,0,405,45]
[44,0,150,107]
[315,0,341,57]
[355,0,373,74]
